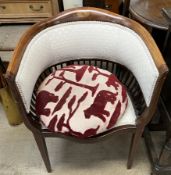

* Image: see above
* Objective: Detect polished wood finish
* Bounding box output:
[129,0,171,30]
[0,0,59,23]
[6,8,168,172]
[33,133,51,172]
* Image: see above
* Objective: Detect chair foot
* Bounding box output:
[127,129,143,169]
[33,133,52,172]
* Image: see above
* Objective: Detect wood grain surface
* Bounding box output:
[129,0,171,30]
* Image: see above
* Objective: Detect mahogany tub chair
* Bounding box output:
[6,7,168,172]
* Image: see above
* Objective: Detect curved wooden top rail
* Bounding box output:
[7,7,167,78]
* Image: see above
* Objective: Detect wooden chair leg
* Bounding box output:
[33,133,52,172]
[127,128,143,169]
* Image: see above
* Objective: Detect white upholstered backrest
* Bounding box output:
[15,21,159,112]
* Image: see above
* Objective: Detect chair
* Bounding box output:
[6,7,168,172]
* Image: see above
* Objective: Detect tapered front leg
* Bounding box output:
[33,133,52,172]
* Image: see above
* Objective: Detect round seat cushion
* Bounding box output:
[35,65,128,138]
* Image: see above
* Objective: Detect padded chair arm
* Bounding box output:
[136,64,168,126]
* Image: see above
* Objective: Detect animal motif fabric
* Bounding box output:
[35,65,128,138]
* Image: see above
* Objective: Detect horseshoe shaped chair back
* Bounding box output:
[6,7,168,172]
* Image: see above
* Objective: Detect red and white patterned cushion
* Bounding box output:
[35,65,128,138]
